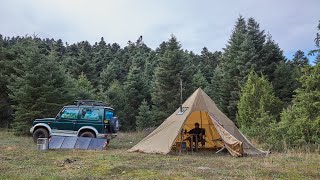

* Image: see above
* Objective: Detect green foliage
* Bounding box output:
[73,72,96,100]
[136,100,154,131]
[218,16,287,122]
[151,35,191,125]
[237,70,282,141]
[207,66,226,110]
[123,63,148,130]
[102,81,128,130]
[269,64,320,151]
[192,69,209,90]
[273,61,301,105]
[0,17,317,137]
[8,41,74,135]
[292,50,309,68]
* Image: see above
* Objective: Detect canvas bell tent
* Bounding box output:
[128,88,267,157]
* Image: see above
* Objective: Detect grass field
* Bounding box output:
[0,129,319,179]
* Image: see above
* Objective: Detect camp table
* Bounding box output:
[189,134,199,152]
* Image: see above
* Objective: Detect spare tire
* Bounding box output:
[109,117,119,133]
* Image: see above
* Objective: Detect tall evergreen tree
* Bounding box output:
[259,35,286,82]
[207,66,227,110]
[218,16,247,121]
[199,47,220,81]
[273,61,301,105]
[151,35,189,125]
[8,42,74,134]
[123,62,148,130]
[218,16,285,122]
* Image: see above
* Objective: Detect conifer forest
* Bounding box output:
[1,16,319,151]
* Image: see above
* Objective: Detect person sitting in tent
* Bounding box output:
[185,123,205,150]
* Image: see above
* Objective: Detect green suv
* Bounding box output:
[30,100,119,143]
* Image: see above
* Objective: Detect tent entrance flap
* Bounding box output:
[210,114,244,157]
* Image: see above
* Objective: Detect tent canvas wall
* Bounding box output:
[128,88,267,157]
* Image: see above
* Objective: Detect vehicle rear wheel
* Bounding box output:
[79,131,95,138]
[33,128,49,143]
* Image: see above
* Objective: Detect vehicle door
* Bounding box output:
[75,108,104,133]
[104,109,114,133]
[53,107,79,135]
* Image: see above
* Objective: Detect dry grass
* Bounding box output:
[0,129,319,179]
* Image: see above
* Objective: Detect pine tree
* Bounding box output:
[151,35,188,125]
[237,70,282,141]
[207,66,226,110]
[123,62,148,130]
[273,61,300,105]
[218,16,285,122]
[64,41,95,83]
[199,47,220,81]
[99,58,122,91]
[8,42,74,134]
[292,50,309,68]
[259,35,286,82]
[93,37,113,86]
[219,16,247,120]
[136,99,153,131]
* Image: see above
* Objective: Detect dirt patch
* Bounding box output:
[0,146,17,151]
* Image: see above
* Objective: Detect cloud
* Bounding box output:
[0,0,319,58]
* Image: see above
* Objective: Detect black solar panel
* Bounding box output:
[49,136,65,149]
[88,138,107,150]
[74,137,92,149]
[61,136,78,149]
[48,136,107,150]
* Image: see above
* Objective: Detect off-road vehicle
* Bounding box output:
[30,100,119,143]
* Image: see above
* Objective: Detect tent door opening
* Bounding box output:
[173,111,225,152]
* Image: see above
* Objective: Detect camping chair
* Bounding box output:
[186,128,206,151]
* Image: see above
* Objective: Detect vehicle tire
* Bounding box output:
[79,131,95,138]
[33,128,49,143]
[109,117,119,133]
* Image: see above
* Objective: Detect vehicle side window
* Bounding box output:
[60,108,79,119]
[81,108,102,120]
[105,110,114,120]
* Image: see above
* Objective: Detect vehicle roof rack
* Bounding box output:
[74,100,108,107]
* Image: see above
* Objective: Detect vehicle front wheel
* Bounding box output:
[79,131,95,138]
[33,128,49,143]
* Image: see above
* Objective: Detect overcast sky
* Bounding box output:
[0,0,319,60]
